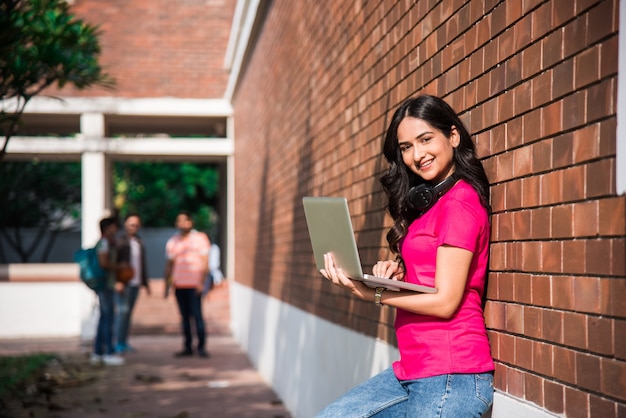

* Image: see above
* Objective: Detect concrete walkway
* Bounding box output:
[0,281,292,418]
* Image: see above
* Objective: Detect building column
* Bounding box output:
[80,113,111,247]
[226,116,235,280]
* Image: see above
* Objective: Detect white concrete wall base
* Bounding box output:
[230,282,559,418]
[490,392,560,418]
[0,282,98,339]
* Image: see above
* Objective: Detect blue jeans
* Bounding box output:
[114,285,140,348]
[94,288,115,356]
[316,367,494,418]
[174,288,206,351]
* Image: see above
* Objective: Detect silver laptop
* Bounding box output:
[302,197,437,293]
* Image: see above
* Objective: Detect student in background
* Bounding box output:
[164,211,211,358]
[115,213,151,354]
[203,239,224,296]
[92,216,125,366]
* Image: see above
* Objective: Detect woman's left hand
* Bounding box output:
[320,253,373,301]
[372,260,404,280]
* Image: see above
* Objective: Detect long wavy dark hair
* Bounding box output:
[380,95,490,254]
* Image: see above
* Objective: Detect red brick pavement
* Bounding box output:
[0,280,293,418]
[132,278,232,337]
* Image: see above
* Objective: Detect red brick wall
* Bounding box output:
[232,0,626,416]
[46,0,236,98]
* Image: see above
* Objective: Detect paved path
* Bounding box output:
[0,281,292,418]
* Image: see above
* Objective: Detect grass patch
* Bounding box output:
[0,353,56,398]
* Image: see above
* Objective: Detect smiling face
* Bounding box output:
[397,116,459,184]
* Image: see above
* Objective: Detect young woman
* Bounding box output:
[317,95,494,417]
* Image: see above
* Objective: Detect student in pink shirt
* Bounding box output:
[318,95,494,417]
[164,211,210,358]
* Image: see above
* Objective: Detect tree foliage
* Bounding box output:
[0,160,81,262]
[0,161,221,263]
[114,162,220,232]
[0,0,114,160]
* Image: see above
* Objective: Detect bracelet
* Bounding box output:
[374,287,385,306]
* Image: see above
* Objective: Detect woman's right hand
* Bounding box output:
[372,260,404,281]
[320,253,375,302]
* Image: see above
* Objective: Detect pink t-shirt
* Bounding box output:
[392,180,494,380]
[166,230,210,289]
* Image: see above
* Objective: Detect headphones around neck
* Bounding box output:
[407,172,460,212]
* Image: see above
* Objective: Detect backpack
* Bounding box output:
[74,246,106,291]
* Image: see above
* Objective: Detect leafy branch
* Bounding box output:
[0,0,115,160]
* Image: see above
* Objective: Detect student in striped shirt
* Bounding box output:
[164,210,211,358]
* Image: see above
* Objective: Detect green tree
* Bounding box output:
[0,160,219,263]
[0,0,114,160]
[0,160,81,262]
[0,161,220,263]
[114,162,220,232]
